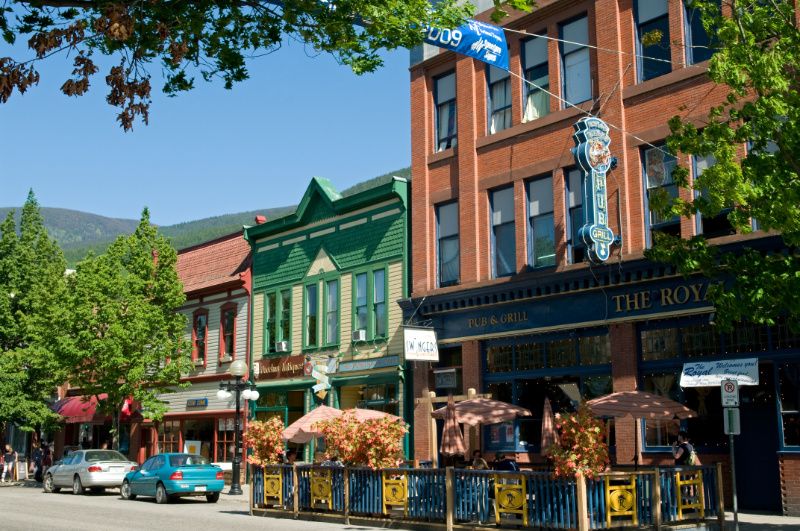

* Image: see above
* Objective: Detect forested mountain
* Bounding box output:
[3,168,410,266]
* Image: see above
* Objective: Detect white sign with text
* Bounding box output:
[403,327,440,362]
[680,358,759,387]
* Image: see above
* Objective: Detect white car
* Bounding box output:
[44,449,138,494]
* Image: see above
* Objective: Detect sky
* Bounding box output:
[0,40,411,226]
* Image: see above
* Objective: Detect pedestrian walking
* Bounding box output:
[2,444,18,482]
[32,443,44,483]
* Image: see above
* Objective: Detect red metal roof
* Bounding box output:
[176,232,251,295]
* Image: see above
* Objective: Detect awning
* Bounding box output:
[52,394,140,424]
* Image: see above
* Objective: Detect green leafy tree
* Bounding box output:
[65,208,191,450]
[0,190,70,433]
[647,0,800,331]
[0,0,532,130]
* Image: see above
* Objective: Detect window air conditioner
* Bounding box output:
[352,329,367,342]
[275,341,289,352]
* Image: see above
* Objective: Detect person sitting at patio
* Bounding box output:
[471,450,489,470]
[284,449,297,465]
[492,452,519,472]
[672,431,694,466]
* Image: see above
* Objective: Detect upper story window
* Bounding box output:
[643,144,680,245]
[353,268,387,340]
[436,202,460,287]
[694,154,734,238]
[560,16,592,106]
[264,288,291,355]
[220,304,236,360]
[684,0,717,64]
[635,0,672,81]
[490,186,516,277]
[435,72,457,152]
[488,65,512,134]
[304,283,319,348]
[325,279,339,346]
[527,176,555,268]
[566,168,585,264]
[192,309,208,365]
[522,34,550,122]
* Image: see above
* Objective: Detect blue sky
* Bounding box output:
[0,41,411,226]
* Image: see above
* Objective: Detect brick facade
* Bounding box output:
[406,0,797,515]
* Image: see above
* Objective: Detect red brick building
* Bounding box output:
[405,0,800,515]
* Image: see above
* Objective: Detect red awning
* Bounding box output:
[53,394,104,424]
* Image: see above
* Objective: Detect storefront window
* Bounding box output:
[358,384,398,416]
[642,372,681,447]
[772,317,800,350]
[725,321,768,354]
[216,418,236,462]
[486,345,514,373]
[517,342,545,370]
[779,362,800,447]
[158,420,181,453]
[641,327,679,361]
[681,323,718,358]
[548,338,577,367]
[183,419,214,459]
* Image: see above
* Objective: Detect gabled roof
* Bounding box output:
[177,231,250,295]
[244,176,408,243]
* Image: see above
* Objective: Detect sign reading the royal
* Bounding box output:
[403,326,439,362]
[680,358,759,388]
[423,20,509,70]
[572,117,615,263]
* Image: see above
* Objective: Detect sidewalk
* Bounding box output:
[718,511,800,530]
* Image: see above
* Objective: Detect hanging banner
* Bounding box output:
[680,358,759,387]
[423,20,509,70]
[572,117,616,263]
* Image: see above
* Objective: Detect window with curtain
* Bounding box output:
[694,154,734,238]
[158,420,181,453]
[221,305,236,359]
[436,202,460,287]
[373,269,387,338]
[527,176,555,267]
[216,418,235,462]
[325,279,339,345]
[280,289,291,346]
[305,283,318,348]
[684,0,718,64]
[523,34,550,122]
[435,72,457,152]
[355,273,368,333]
[560,16,591,106]
[491,186,516,277]
[192,311,208,363]
[488,65,512,134]
[566,168,585,263]
[635,0,671,81]
[265,292,276,353]
[643,144,680,244]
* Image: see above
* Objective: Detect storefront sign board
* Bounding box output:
[404,327,439,362]
[337,355,399,373]
[256,355,305,381]
[680,358,759,387]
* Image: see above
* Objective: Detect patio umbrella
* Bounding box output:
[586,390,696,467]
[282,405,342,444]
[431,397,532,426]
[440,395,467,457]
[540,397,560,457]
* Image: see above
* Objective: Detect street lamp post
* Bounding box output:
[216,359,259,496]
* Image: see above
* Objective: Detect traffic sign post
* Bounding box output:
[721,382,740,531]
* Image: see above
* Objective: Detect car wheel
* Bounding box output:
[43,474,59,493]
[206,492,220,504]
[155,482,169,504]
[120,480,136,500]
[72,475,84,495]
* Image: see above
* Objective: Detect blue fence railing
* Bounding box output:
[251,464,722,529]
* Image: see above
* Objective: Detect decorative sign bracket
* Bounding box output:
[572,117,620,263]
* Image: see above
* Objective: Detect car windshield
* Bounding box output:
[169,454,211,467]
[85,450,128,462]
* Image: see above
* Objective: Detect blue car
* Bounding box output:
[121,453,225,504]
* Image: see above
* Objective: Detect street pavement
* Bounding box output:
[0,481,386,531]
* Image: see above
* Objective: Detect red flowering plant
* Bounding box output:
[548,403,610,479]
[316,411,408,469]
[243,417,285,466]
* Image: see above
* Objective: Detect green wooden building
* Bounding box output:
[243,176,410,460]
